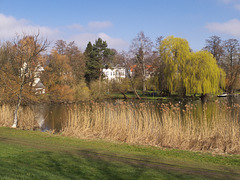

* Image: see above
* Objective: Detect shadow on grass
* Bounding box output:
[0,148,205,180]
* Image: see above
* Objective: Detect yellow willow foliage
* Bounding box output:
[160,36,225,95]
[160,36,191,93]
[184,51,225,94]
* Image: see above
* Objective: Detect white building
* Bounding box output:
[21,62,46,94]
[32,64,45,94]
[102,66,126,80]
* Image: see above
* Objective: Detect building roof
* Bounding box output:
[130,65,152,72]
[35,81,45,89]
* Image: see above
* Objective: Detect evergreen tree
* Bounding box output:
[84,42,100,83]
[84,38,115,84]
[93,38,115,67]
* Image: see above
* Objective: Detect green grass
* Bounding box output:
[0,127,240,179]
[107,92,167,100]
[107,91,201,101]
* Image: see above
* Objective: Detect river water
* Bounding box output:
[32,95,240,132]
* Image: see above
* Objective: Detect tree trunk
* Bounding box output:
[12,96,21,128]
[12,75,25,128]
[134,89,141,99]
[120,91,128,100]
[200,93,208,104]
[142,77,146,95]
[142,56,146,94]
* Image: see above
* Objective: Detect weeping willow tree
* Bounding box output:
[159,36,191,95]
[160,36,225,96]
[184,51,225,95]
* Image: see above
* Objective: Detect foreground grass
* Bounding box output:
[0,127,240,179]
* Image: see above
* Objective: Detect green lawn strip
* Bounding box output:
[1,127,240,168]
[106,92,200,101]
[107,93,136,99]
[0,127,240,179]
[0,135,204,180]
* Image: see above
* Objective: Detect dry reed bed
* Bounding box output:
[1,101,240,154]
[0,104,35,129]
[62,101,240,154]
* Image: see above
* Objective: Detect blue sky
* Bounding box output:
[0,0,240,51]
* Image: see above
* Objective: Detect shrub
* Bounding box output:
[74,80,91,101]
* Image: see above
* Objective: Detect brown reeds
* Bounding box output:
[1,100,239,154]
[62,101,240,154]
[0,104,36,129]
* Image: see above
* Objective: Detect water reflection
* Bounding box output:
[34,95,240,132]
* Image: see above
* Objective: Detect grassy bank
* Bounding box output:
[106,92,169,100]
[106,91,201,100]
[0,127,240,179]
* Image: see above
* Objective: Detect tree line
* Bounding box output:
[0,32,239,106]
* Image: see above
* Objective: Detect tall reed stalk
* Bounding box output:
[1,100,239,154]
[62,101,240,154]
[0,104,35,129]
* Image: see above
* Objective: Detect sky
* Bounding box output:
[0,0,240,52]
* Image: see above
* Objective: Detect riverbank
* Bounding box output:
[106,91,201,101]
[0,127,240,179]
[1,90,234,105]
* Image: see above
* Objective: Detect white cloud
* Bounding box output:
[88,21,112,30]
[221,0,234,4]
[66,21,127,50]
[67,24,84,31]
[69,33,97,49]
[67,21,112,32]
[220,0,240,4]
[220,0,240,10]
[206,19,240,37]
[0,14,59,40]
[234,4,240,9]
[69,32,128,51]
[0,13,128,51]
[98,33,128,50]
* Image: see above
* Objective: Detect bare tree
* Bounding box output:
[129,31,153,93]
[119,51,141,99]
[0,33,49,128]
[55,40,67,55]
[222,39,240,92]
[155,36,164,52]
[204,35,224,64]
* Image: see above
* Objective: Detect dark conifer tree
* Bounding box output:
[84,39,115,83]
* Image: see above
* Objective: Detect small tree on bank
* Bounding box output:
[222,39,240,93]
[0,33,49,128]
[130,31,153,93]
